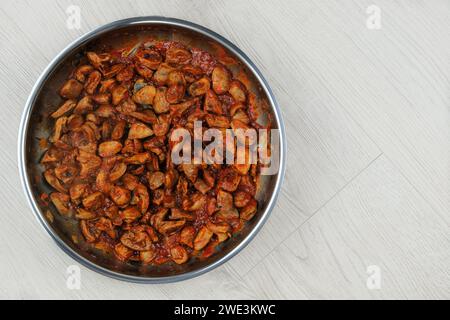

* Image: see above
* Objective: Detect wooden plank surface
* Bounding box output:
[0,0,448,299]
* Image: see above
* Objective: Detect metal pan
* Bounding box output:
[18,17,286,283]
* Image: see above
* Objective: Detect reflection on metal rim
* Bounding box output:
[18,17,286,283]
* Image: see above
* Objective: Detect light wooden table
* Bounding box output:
[0,0,448,299]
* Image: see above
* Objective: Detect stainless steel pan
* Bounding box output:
[18,17,286,283]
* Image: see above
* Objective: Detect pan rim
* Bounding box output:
[18,16,286,283]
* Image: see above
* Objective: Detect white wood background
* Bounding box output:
[0,0,448,299]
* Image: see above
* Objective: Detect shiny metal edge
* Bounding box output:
[18,16,286,283]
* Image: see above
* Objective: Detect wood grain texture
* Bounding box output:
[242,156,450,299]
[0,0,448,299]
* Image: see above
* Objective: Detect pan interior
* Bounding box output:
[24,21,280,279]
